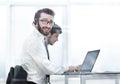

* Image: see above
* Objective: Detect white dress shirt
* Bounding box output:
[21,28,67,84]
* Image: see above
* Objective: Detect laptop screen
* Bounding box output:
[80,49,100,72]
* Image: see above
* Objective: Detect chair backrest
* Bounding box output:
[13,65,27,79]
[6,67,14,84]
[6,65,28,84]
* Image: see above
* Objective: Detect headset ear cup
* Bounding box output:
[34,18,37,25]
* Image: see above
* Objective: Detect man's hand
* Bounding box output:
[75,65,82,72]
[68,64,82,72]
[68,66,78,72]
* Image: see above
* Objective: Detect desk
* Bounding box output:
[64,73,120,84]
[65,75,80,84]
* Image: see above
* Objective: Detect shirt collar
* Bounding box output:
[33,28,45,39]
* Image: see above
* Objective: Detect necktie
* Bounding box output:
[44,38,50,84]
[44,39,50,60]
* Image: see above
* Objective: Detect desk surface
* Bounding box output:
[53,72,120,84]
[62,71,120,75]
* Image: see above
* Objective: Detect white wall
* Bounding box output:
[68,4,120,72]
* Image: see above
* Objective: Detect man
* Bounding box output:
[46,23,62,45]
[47,24,81,71]
[21,8,78,84]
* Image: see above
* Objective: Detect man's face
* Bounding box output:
[37,13,54,36]
[48,33,60,45]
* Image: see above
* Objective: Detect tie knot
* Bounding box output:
[44,38,47,45]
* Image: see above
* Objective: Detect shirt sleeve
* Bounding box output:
[25,37,66,75]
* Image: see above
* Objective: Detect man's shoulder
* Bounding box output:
[23,32,44,46]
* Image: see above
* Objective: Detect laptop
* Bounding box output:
[63,49,100,75]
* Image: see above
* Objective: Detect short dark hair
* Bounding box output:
[33,8,55,25]
[51,23,62,35]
